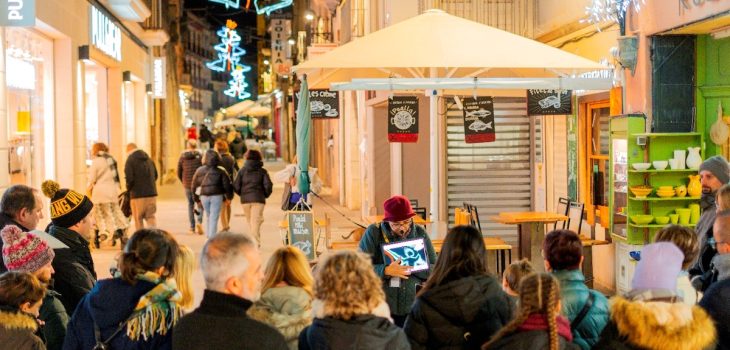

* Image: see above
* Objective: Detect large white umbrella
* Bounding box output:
[293,9,611,226]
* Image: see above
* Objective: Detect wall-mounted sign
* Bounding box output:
[255,0,293,15]
[294,89,339,119]
[270,19,292,76]
[0,0,34,26]
[91,6,121,61]
[527,89,572,116]
[152,57,166,99]
[388,96,419,143]
[287,211,315,260]
[462,97,495,143]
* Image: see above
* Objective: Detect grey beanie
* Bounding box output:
[700,155,730,184]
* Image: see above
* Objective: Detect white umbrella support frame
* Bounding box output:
[329,77,614,91]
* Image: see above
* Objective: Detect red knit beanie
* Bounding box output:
[383,195,416,222]
[1,225,55,272]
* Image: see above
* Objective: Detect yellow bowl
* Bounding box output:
[658,186,674,191]
[630,187,653,198]
[656,191,676,198]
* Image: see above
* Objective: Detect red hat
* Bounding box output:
[383,196,416,222]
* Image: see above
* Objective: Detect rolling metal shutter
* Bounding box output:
[446,97,533,244]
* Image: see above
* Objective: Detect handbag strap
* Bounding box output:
[570,292,595,330]
[93,310,136,348]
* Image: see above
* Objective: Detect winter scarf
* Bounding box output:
[517,313,574,342]
[99,151,120,185]
[126,272,183,341]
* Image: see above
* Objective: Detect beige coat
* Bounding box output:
[87,154,120,204]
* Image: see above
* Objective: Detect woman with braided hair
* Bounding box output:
[482,273,579,350]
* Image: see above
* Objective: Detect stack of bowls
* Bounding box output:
[630,185,653,198]
[656,186,676,198]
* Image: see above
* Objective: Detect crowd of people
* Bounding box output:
[0,141,729,349]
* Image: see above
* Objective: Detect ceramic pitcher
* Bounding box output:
[688,175,702,197]
[687,147,702,170]
[689,203,701,225]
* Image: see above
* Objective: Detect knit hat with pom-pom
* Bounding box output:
[41,180,93,228]
[1,225,54,272]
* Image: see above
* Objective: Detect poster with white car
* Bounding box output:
[462,97,495,143]
[388,96,419,143]
[294,89,340,119]
[527,89,572,116]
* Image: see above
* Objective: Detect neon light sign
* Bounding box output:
[206,20,244,72]
[208,0,242,9]
[254,0,293,15]
[224,65,252,100]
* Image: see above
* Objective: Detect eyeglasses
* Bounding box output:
[389,219,412,229]
[709,237,726,250]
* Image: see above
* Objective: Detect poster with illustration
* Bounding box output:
[388,96,419,143]
[527,89,572,116]
[462,97,495,143]
[382,238,430,272]
[294,89,340,119]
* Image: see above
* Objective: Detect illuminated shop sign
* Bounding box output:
[0,0,35,26]
[153,57,166,99]
[90,6,121,61]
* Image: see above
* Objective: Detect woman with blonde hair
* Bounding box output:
[87,141,129,248]
[174,245,196,310]
[717,184,730,213]
[483,273,579,350]
[298,250,409,350]
[248,246,313,349]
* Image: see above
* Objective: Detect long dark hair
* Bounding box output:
[119,229,179,284]
[419,225,487,295]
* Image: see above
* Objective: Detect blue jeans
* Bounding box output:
[201,195,223,238]
[184,189,202,229]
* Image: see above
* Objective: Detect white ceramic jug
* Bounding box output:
[686,147,702,170]
[674,150,687,169]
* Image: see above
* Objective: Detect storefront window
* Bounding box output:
[84,62,108,164]
[5,27,54,187]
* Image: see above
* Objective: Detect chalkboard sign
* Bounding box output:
[527,90,572,116]
[388,96,419,143]
[294,89,340,119]
[462,97,496,143]
[287,211,315,260]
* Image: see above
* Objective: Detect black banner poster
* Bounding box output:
[527,89,572,116]
[388,96,419,143]
[287,211,315,260]
[294,89,340,119]
[462,97,495,143]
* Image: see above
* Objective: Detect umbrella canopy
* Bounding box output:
[296,76,312,197]
[294,9,607,88]
[214,118,260,128]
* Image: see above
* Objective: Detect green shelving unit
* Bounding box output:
[628,197,701,201]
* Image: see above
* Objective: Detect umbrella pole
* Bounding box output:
[429,69,440,235]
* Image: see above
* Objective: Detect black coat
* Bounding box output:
[219,152,238,178]
[173,289,287,350]
[125,149,158,199]
[229,137,247,160]
[700,278,730,350]
[488,329,580,350]
[232,160,273,204]
[0,213,30,272]
[299,315,411,350]
[49,225,96,314]
[177,150,202,189]
[191,151,233,200]
[40,290,68,350]
[404,275,514,350]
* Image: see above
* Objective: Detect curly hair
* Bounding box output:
[483,273,561,350]
[654,225,699,270]
[314,250,384,320]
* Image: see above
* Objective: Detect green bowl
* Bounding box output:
[654,216,670,225]
[630,215,654,225]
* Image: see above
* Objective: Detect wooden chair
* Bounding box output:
[413,207,428,221]
[567,201,585,235]
[463,202,482,233]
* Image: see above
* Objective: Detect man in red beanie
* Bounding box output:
[358,195,437,327]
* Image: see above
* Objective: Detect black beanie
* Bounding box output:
[41,180,94,228]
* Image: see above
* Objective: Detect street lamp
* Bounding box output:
[288,36,296,46]
[263,59,270,65]
[304,10,314,21]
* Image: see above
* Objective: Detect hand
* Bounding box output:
[384,258,412,279]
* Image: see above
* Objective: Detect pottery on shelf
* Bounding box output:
[686,147,702,170]
[688,175,702,197]
[689,203,701,225]
[675,150,687,169]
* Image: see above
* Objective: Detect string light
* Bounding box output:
[224,65,252,100]
[206,20,245,72]
[582,0,644,31]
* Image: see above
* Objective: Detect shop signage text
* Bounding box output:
[462,97,496,143]
[287,211,315,260]
[527,89,572,116]
[388,96,419,143]
[270,19,292,76]
[294,89,340,119]
[0,0,35,27]
[153,57,166,99]
[91,6,122,61]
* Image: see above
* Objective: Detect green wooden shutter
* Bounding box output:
[651,35,696,132]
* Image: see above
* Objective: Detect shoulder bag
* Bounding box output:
[570,292,595,330]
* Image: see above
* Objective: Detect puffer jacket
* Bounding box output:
[191,150,233,200]
[124,149,158,199]
[229,137,247,160]
[404,275,514,349]
[232,160,273,204]
[299,314,410,350]
[594,297,716,350]
[0,307,45,350]
[177,150,202,189]
[552,269,609,350]
[247,286,312,350]
[219,152,237,178]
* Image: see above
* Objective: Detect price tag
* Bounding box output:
[390,277,401,288]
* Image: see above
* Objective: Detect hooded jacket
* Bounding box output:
[177,150,202,189]
[486,314,580,350]
[594,297,716,350]
[49,225,96,314]
[190,151,233,200]
[404,275,514,349]
[700,253,730,350]
[552,269,610,350]
[247,286,312,350]
[229,137,247,160]
[124,149,158,199]
[0,307,45,350]
[63,278,174,350]
[299,314,411,350]
[232,160,273,204]
[40,290,68,350]
[219,152,237,178]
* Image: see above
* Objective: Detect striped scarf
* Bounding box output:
[126,272,183,341]
[99,151,120,184]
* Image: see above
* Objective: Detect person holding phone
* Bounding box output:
[358,195,437,327]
